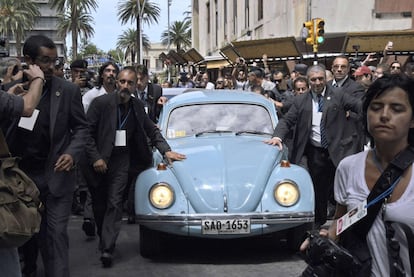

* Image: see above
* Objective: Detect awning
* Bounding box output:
[166,50,187,65]
[182,48,204,64]
[205,59,230,69]
[296,33,347,55]
[220,37,302,62]
[219,30,414,62]
[343,30,414,53]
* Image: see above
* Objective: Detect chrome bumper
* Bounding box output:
[136,212,314,225]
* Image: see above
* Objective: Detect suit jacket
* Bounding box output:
[85,92,170,173]
[329,77,366,150]
[273,85,362,167]
[7,76,88,197]
[146,83,163,122]
[328,77,365,99]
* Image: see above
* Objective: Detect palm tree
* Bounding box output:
[117,0,160,64]
[161,20,191,52]
[116,28,150,65]
[56,8,95,60]
[0,0,40,58]
[50,0,98,60]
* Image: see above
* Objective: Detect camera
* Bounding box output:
[0,58,21,79]
[81,71,94,89]
[302,231,361,277]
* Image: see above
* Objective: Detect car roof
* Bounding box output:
[165,89,276,107]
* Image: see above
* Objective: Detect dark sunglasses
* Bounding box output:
[391,66,400,69]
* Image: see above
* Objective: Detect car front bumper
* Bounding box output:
[136,211,314,237]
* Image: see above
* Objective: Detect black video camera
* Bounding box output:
[301,231,361,277]
[81,71,94,89]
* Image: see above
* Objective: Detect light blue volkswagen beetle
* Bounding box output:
[135,90,314,258]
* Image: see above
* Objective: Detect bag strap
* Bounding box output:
[399,222,414,275]
[0,129,11,158]
[385,222,406,277]
[352,146,414,238]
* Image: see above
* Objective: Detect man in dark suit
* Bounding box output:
[8,35,88,277]
[125,64,168,223]
[265,64,362,228]
[328,55,366,151]
[327,56,366,215]
[85,67,185,267]
[135,64,167,123]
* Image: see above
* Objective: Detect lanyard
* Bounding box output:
[117,106,131,129]
[365,176,401,209]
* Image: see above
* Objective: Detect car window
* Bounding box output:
[166,103,274,138]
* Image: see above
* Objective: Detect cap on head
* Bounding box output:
[353,65,371,76]
[293,63,308,76]
[70,59,88,69]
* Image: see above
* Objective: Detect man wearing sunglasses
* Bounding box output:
[8,35,87,277]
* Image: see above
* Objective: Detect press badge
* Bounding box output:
[336,199,367,235]
[18,109,39,131]
[115,130,126,146]
[144,106,148,114]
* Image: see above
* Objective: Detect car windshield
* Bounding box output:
[166,103,274,138]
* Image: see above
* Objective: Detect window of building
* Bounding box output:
[215,0,218,46]
[374,0,413,18]
[155,59,163,71]
[224,0,228,39]
[258,0,263,21]
[233,0,237,35]
[207,2,211,34]
[245,0,250,29]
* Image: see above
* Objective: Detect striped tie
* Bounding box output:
[318,95,329,148]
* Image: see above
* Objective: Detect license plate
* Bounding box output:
[202,219,251,235]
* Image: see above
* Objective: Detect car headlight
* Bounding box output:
[274,180,300,207]
[149,183,175,209]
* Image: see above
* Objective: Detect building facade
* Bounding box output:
[192,0,414,58]
[7,0,65,58]
[144,42,168,74]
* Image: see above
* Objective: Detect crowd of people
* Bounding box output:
[0,34,413,277]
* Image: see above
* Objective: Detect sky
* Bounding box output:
[79,0,191,52]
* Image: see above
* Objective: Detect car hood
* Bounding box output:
[168,136,282,213]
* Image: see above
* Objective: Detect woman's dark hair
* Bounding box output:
[363,73,414,146]
[23,35,56,61]
[97,61,119,88]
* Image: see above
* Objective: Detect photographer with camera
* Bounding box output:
[0,62,44,277]
[232,57,248,90]
[300,73,414,277]
[70,59,91,95]
[0,58,24,85]
[193,71,214,89]
[176,71,195,88]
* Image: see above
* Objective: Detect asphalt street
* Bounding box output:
[58,215,307,277]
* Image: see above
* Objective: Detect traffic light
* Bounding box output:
[315,18,325,44]
[303,20,314,45]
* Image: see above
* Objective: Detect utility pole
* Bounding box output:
[137,0,146,65]
[167,0,171,81]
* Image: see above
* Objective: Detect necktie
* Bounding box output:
[318,95,329,148]
[140,91,146,101]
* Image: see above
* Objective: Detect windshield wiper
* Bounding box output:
[195,130,233,137]
[235,130,273,136]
